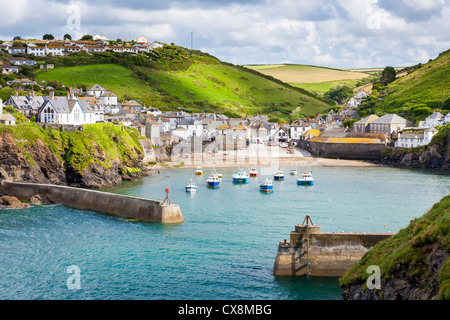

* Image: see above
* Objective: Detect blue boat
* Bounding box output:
[232,168,249,184]
[206,174,220,188]
[274,169,285,181]
[259,179,274,193]
[297,170,314,186]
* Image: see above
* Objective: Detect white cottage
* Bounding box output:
[38,95,96,125]
[395,127,438,148]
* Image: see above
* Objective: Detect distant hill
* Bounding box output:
[359,49,450,124]
[34,45,331,120]
[244,64,377,94]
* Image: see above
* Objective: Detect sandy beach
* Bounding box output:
[146,144,377,171]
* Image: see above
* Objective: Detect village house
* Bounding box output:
[419,112,445,128]
[145,119,161,145]
[27,45,46,56]
[290,120,312,141]
[9,57,37,66]
[0,99,16,126]
[7,47,26,55]
[176,117,203,138]
[123,100,142,113]
[352,115,379,133]
[368,114,413,137]
[250,122,268,144]
[38,93,96,125]
[1,62,19,74]
[86,84,108,98]
[5,91,45,117]
[395,127,438,148]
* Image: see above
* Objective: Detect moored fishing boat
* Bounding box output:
[274,169,285,181]
[290,169,297,175]
[259,178,273,193]
[250,168,258,177]
[195,167,203,175]
[185,179,198,193]
[232,167,249,183]
[206,173,220,188]
[297,170,314,186]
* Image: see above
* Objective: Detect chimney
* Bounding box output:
[15,91,18,97]
[49,91,54,100]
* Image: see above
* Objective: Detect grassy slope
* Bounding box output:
[34,47,330,119]
[363,49,450,122]
[340,194,450,300]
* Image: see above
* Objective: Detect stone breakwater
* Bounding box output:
[273,223,393,277]
[0,181,184,223]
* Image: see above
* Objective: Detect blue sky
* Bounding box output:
[0,0,449,68]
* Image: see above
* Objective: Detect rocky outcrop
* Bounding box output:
[0,131,146,189]
[378,128,450,169]
[0,195,30,209]
[342,243,448,300]
[340,195,450,300]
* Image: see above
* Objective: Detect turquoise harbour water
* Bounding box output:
[0,166,449,300]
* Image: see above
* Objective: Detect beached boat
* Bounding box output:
[259,179,273,193]
[290,169,297,175]
[274,169,285,181]
[297,170,314,186]
[195,167,203,175]
[206,173,220,188]
[250,168,258,177]
[185,179,198,193]
[232,168,249,183]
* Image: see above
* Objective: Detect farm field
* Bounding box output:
[244,64,374,94]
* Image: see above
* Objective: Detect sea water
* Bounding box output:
[0,166,448,300]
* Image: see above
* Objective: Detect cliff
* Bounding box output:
[379,124,450,170]
[340,195,450,300]
[0,122,147,189]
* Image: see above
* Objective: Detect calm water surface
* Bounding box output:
[0,166,448,300]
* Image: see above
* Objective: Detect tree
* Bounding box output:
[43,34,54,40]
[80,34,93,41]
[380,66,397,86]
[64,34,72,40]
[324,86,353,104]
[13,36,21,40]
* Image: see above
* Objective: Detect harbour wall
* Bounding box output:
[0,181,184,224]
[273,224,393,277]
[299,140,386,160]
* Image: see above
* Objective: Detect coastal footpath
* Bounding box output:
[340,194,449,300]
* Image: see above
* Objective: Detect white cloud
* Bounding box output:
[0,0,448,68]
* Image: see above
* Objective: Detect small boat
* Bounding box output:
[290,169,297,175]
[206,173,220,188]
[185,179,198,193]
[250,168,258,177]
[274,169,285,181]
[195,167,203,175]
[297,170,314,186]
[259,178,273,193]
[217,173,223,179]
[232,167,249,184]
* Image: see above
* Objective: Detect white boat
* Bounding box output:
[250,168,258,177]
[297,170,314,186]
[274,169,285,181]
[206,173,220,189]
[185,179,198,193]
[290,169,297,175]
[232,167,249,183]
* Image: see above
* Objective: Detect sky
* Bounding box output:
[0,0,449,69]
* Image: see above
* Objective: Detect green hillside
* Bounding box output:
[360,49,450,124]
[34,45,331,120]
